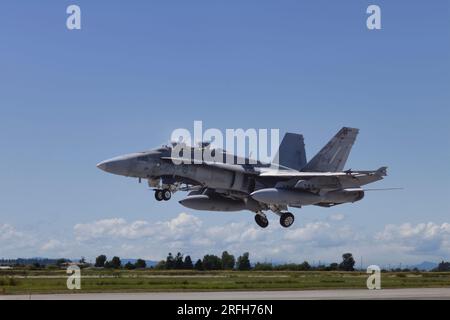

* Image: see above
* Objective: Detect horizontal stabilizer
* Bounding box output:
[375,166,388,176]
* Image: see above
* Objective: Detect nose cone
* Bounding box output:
[96,157,132,176]
[97,161,107,171]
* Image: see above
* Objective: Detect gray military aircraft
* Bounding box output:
[97,127,388,229]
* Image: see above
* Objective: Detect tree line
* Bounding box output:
[91,252,356,271]
[255,253,356,271]
[89,252,356,271]
[89,255,450,272]
[7,253,450,272]
[433,261,450,272]
[153,252,356,271]
[154,251,251,271]
[94,255,147,270]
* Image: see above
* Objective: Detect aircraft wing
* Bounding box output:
[259,166,387,178]
[259,167,387,190]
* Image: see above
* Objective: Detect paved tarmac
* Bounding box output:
[1,288,450,300]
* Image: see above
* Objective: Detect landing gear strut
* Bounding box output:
[280,212,295,228]
[155,189,171,201]
[255,213,269,228]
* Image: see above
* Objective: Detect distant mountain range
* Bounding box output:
[407,261,438,271]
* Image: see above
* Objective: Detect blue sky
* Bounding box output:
[0,1,449,266]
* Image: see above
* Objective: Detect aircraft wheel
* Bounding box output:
[155,190,164,201]
[162,189,172,201]
[280,212,295,228]
[255,214,269,228]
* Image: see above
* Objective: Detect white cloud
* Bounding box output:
[73,213,202,242]
[284,221,358,248]
[284,221,331,241]
[40,239,63,252]
[375,222,450,255]
[329,213,345,221]
[205,222,268,244]
[4,215,450,266]
[162,212,202,239]
[0,224,24,242]
[74,218,156,241]
[0,223,42,257]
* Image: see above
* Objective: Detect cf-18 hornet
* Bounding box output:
[97,127,388,228]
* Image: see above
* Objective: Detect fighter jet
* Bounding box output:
[97,127,388,229]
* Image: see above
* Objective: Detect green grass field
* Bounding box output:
[1,269,450,295]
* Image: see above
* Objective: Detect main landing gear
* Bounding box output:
[254,211,295,228]
[279,212,295,228]
[255,213,269,228]
[155,189,172,201]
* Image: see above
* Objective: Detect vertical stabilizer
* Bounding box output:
[272,133,307,171]
[302,127,359,172]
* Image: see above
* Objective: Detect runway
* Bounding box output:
[2,288,450,300]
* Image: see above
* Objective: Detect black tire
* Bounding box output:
[155,190,164,201]
[162,189,172,201]
[255,214,269,228]
[280,212,295,228]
